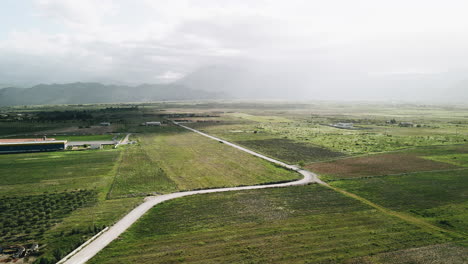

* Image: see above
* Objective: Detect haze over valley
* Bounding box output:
[1,1,467,264]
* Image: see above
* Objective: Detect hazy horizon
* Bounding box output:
[1,0,468,102]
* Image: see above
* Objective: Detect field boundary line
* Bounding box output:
[327,185,463,238]
[325,167,468,182]
[105,147,126,200]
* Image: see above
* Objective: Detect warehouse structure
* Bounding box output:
[0,138,67,154]
[144,121,161,126]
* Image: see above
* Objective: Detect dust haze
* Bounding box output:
[1,0,468,103]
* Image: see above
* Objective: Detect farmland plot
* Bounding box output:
[89,185,455,264]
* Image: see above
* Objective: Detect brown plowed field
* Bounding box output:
[307,153,460,179]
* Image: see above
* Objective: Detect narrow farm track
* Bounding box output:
[63,124,460,264]
[62,127,320,264]
[180,123,463,237]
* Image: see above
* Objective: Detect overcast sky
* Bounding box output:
[1,0,468,98]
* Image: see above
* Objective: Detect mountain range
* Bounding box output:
[0,82,225,106]
[1,65,467,106]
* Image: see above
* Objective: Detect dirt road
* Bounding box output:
[62,125,323,264]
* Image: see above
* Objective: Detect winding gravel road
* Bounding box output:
[62,124,323,264]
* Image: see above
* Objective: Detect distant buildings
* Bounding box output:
[90,144,103,150]
[0,138,67,154]
[100,122,111,126]
[332,123,354,129]
[144,121,161,126]
[399,122,414,127]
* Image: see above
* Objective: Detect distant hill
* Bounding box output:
[177,65,468,103]
[443,80,468,103]
[0,82,226,106]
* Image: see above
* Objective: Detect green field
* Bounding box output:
[0,148,136,263]
[331,170,468,235]
[90,185,455,264]
[108,126,299,198]
[0,150,120,197]
[1,102,468,263]
[186,105,468,157]
[0,190,97,244]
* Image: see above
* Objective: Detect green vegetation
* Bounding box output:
[331,170,468,235]
[260,123,467,154]
[0,148,137,262]
[108,126,299,198]
[36,197,141,264]
[186,104,468,157]
[228,112,293,123]
[0,121,67,136]
[0,150,120,196]
[425,154,468,167]
[108,142,178,198]
[90,185,454,264]
[0,190,97,244]
[1,102,467,263]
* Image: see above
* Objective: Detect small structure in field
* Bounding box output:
[399,122,414,127]
[13,247,25,258]
[29,244,39,252]
[145,121,161,126]
[90,144,102,150]
[333,123,354,129]
[100,122,111,126]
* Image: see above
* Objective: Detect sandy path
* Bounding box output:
[62,124,323,264]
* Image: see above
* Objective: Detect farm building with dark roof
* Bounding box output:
[0,138,67,154]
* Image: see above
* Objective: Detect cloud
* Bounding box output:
[0,0,467,96]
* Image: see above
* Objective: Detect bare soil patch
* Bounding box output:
[344,242,468,264]
[236,138,345,163]
[307,153,459,179]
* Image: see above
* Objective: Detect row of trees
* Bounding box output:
[0,190,97,244]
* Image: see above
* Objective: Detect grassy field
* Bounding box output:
[187,122,347,164]
[1,102,468,263]
[0,150,120,197]
[90,184,455,264]
[185,104,468,157]
[331,170,468,236]
[107,126,299,198]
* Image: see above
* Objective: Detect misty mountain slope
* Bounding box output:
[0,83,226,106]
[177,65,258,98]
[178,65,468,102]
[444,80,468,102]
